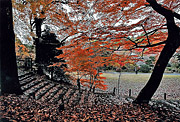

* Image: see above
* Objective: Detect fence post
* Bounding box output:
[113,87,116,96]
[24,58,28,70]
[164,93,166,100]
[25,58,32,70]
[129,89,131,97]
[30,58,32,70]
[51,67,54,80]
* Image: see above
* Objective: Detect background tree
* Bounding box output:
[0,0,23,95]
[145,56,156,67]
[12,0,95,67]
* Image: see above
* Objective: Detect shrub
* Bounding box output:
[140,64,150,73]
[167,63,171,67]
[166,67,172,71]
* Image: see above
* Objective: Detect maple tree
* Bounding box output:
[54,0,180,104]
[130,0,180,104]
[54,35,138,92]
[12,0,180,104]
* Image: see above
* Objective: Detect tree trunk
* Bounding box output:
[77,78,81,92]
[133,38,179,104]
[0,0,23,95]
[35,17,43,38]
[117,70,121,95]
[34,18,43,63]
[133,0,180,104]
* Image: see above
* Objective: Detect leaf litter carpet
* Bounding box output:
[0,72,180,121]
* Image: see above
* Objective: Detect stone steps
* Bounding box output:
[64,89,76,105]
[20,76,37,86]
[52,88,68,104]
[24,80,49,97]
[44,85,63,103]
[19,72,34,81]
[19,72,121,107]
[21,78,40,91]
[36,83,56,100]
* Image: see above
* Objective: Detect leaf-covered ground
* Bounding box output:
[1,71,179,121]
[0,94,180,122]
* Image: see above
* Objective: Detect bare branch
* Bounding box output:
[135,40,166,48]
[173,11,180,20]
[141,24,150,45]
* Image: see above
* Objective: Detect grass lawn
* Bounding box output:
[101,72,180,82]
[100,72,180,100]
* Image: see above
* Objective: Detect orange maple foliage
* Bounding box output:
[12,0,91,39]
[55,37,138,91]
[15,39,30,59]
[13,0,180,92]
[13,0,180,53]
[55,40,107,91]
[53,0,179,91]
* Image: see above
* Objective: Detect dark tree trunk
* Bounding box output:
[0,0,23,95]
[34,37,41,63]
[35,17,43,38]
[77,78,81,92]
[133,0,180,104]
[34,18,43,63]
[133,38,179,104]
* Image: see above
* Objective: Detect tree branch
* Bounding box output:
[141,24,150,45]
[135,40,166,48]
[146,0,179,20]
[173,11,180,20]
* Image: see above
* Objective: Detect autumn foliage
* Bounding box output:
[13,0,180,103]
[15,39,30,59]
[53,36,138,91]
[57,43,109,91]
[13,0,179,54]
[13,0,180,50]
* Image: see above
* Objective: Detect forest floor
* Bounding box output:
[1,94,180,121]
[0,71,180,121]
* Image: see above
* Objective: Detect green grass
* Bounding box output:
[101,72,180,100]
[101,73,150,82]
[163,75,180,79]
[101,73,180,82]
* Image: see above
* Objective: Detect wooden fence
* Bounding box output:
[17,58,34,71]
